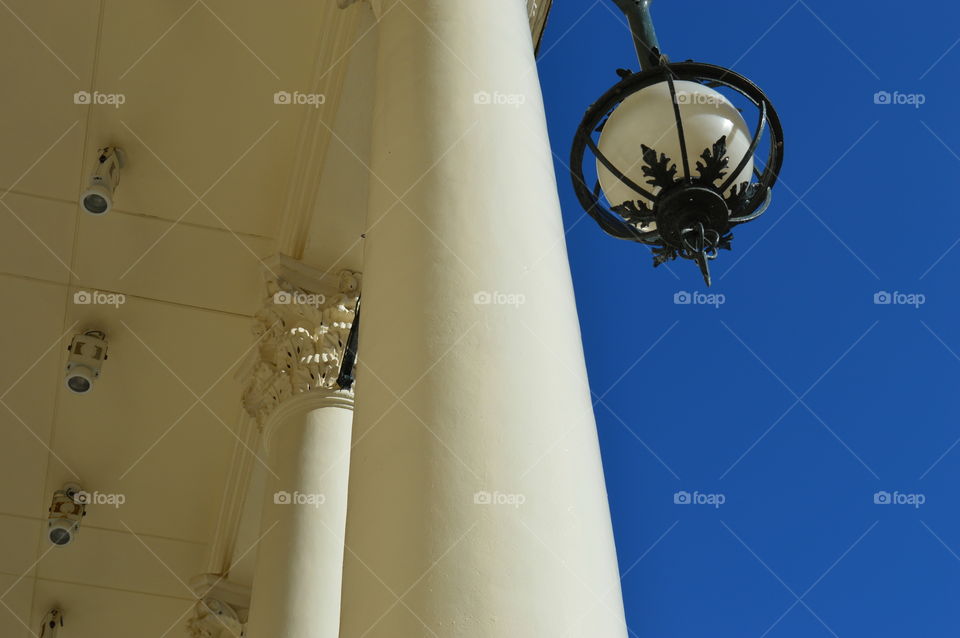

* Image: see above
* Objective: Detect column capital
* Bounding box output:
[186,575,249,638]
[240,254,361,428]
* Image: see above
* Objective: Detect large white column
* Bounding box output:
[340,1,628,636]
[242,262,360,638]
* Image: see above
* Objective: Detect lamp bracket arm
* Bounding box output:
[610,0,663,71]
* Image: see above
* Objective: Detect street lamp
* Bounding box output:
[570,0,784,285]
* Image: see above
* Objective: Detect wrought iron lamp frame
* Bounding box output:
[569,0,785,285]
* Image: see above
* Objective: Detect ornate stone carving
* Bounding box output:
[241,269,361,427]
[186,576,250,638]
[186,598,244,638]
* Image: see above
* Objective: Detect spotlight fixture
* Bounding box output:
[47,484,85,546]
[81,146,125,215]
[65,330,108,394]
[569,0,784,285]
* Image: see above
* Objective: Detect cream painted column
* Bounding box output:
[241,261,360,638]
[340,1,627,637]
[245,391,353,638]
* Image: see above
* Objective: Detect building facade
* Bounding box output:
[0,1,628,636]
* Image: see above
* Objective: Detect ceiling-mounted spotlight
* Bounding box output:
[81,146,125,215]
[47,484,85,546]
[65,330,108,394]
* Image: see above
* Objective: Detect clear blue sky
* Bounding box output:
[538,1,960,635]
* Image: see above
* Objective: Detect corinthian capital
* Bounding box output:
[186,599,244,638]
[186,575,249,638]
[240,256,360,427]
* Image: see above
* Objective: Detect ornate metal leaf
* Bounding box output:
[696,135,729,185]
[725,181,752,209]
[717,232,733,251]
[612,200,654,227]
[650,232,734,268]
[651,245,679,266]
[640,144,678,190]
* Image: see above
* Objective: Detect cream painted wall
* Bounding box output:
[300,4,379,274]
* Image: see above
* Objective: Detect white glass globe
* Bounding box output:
[597,80,754,212]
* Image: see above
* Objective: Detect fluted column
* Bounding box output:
[242,262,360,638]
[339,1,627,636]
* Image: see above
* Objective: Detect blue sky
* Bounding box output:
[538,1,960,635]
